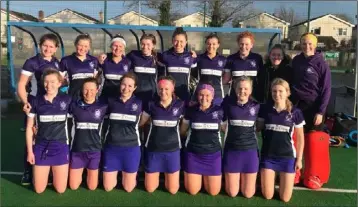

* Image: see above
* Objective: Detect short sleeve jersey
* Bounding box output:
[105,95,143,147]
[143,97,185,152]
[28,94,72,144]
[258,104,305,158]
[70,100,108,152]
[183,104,224,154]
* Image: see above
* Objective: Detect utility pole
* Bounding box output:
[103,0,107,53]
[307,1,311,32]
[354,6,358,117]
[138,1,141,25]
[203,0,206,27]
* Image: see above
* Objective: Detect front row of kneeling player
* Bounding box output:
[25,69,304,202]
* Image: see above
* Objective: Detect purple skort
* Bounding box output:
[144,149,180,173]
[33,139,69,166]
[260,157,296,173]
[183,150,222,176]
[223,148,259,173]
[102,145,141,173]
[70,151,101,170]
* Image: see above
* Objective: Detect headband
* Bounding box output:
[197,84,215,97]
[301,33,317,47]
[158,79,174,91]
[111,37,126,47]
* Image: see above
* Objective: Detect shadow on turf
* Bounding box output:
[1,174,61,194]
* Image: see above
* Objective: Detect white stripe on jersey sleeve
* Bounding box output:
[21,70,33,76]
[294,121,306,128]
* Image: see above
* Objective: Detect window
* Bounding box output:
[338,28,347,36]
[246,25,257,28]
[310,27,321,35]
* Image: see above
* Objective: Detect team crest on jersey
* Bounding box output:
[54,62,59,69]
[218,60,223,67]
[123,64,128,72]
[285,114,293,122]
[60,101,67,110]
[249,107,256,116]
[89,61,95,69]
[172,107,179,116]
[250,60,256,67]
[306,67,314,74]
[94,109,101,119]
[184,57,190,65]
[212,111,218,119]
[131,103,138,111]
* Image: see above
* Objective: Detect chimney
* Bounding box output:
[38,10,44,22]
[99,11,104,23]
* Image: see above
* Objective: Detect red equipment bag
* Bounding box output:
[303,131,331,189]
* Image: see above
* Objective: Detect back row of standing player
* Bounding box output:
[18,27,331,202]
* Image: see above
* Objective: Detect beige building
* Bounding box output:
[1,8,38,47]
[238,12,290,39]
[289,14,354,45]
[172,12,211,27]
[171,12,211,51]
[109,11,158,26]
[41,9,106,55]
[42,8,99,24]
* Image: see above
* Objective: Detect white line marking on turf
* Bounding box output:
[1,171,357,194]
[1,171,22,175]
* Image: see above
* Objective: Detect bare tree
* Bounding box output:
[274,5,301,25]
[195,0,253,27]
[123,0,187,26]
[231,7,263,28]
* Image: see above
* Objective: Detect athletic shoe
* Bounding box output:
[21,171,32,185]
[48,173,53,186]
